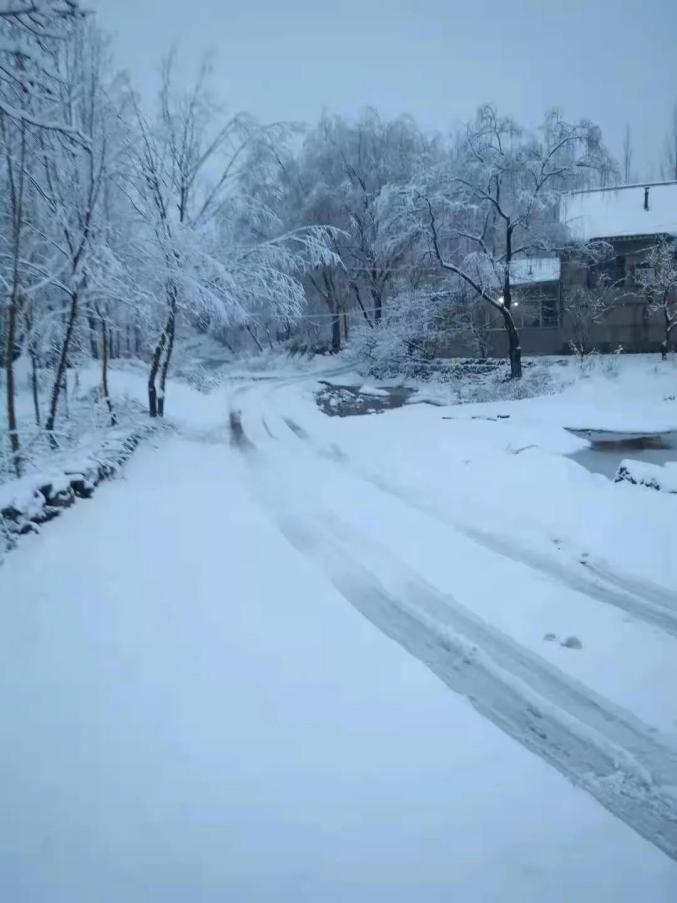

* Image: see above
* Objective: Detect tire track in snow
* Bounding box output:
[228,410,255,451]
[451,523,677,639]
[260,375,677,626]
[267,405,677,640]
[254,483,677,862]
[282,417,309,440]
[581,559,677,612]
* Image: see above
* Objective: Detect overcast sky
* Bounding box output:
[92,0,676,179]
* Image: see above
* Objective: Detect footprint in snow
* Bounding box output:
[543,633,583,650]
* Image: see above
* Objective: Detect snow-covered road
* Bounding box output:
[2,364,677,900]
[230,371,677,858]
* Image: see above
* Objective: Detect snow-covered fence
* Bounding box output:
[0,427,156,557]
[614,459,677,494]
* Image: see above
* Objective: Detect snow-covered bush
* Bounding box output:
[348,289,454,377]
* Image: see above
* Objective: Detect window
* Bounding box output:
[519,286,559,328]
[542,296,559,327]
[497,287,560,329]
[631,262,655,288]
[588,255,626,288]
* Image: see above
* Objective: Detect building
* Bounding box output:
[478,180,677,357]
[559,180,677,353]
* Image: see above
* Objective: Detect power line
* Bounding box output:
[244,308,382,322]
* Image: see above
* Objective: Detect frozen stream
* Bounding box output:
[568,429,677,479]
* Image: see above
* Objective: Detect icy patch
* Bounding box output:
[357,384,390,397]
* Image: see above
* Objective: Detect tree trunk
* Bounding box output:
[62,366,70,420]
[157,300,176,418]
[4,300,21,476]
[45,290,78,447]
[502,307,522,379]
[349,281,373,327]
[87,313,99,359]
[502,223,522,379]
[331,304,341,353]
[342,310,349,342]
[4,120,25,475]
[220,334,235,354]
[101,318,117,426]
[661,309,671,360]
[371,288,383,323]
[148,326,168,418]
[30,346,40,426]
[246,324,264,353]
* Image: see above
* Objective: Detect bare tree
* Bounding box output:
[564,284,614,359]
[41,22,108,445]
[0,2,81,20]
[0,0,84,470]
[290,110,434,337]
[127,54,337,416]
[423,106,616,377]
[128,55,258,416]
[2,118,26,474]
[635,238,677,359]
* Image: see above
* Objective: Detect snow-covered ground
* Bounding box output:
[2,352,677,900]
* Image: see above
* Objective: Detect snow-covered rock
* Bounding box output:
[615,459,677,494]
[0,428,154,554]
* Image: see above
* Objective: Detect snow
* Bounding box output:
[435,354,677,434]
[2,351,677,898]
[561,181,677,241]
[1,437,675,901]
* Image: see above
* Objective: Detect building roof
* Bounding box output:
[510,258,560,285]
[560,180,677,242]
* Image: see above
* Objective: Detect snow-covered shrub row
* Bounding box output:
[0,427,156,559]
